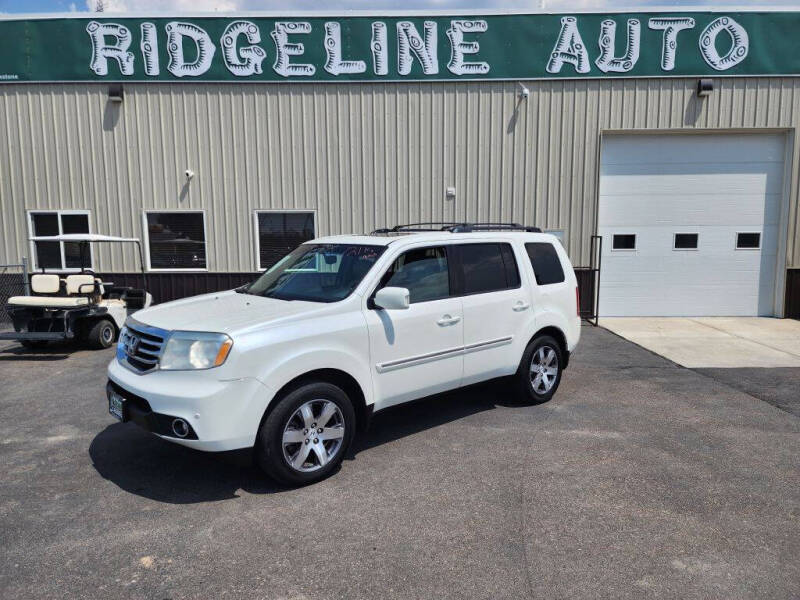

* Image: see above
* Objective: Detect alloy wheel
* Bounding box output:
[530,345,558,394]
[282,399,345,473]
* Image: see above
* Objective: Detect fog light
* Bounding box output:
[172,418,189,438]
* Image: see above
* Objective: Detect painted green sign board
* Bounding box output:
[0,11,798,83]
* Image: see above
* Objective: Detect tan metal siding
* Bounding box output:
[0,77,798,272]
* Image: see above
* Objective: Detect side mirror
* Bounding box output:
[374,287,410,310]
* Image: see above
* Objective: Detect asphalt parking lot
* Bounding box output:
[1,325,798,599]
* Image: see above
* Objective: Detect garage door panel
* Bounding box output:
[597,195,781,227]
[600,164,784,197]
[601,134,786,165]
[598,133,783,317]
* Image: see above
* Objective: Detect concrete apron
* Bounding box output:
[599,317,800,368]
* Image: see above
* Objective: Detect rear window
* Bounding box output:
[525,243,565,285]
[457,243,520,295]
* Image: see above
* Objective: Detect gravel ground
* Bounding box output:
[0,325,798,599]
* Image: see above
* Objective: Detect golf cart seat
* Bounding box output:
[7,273,99,308]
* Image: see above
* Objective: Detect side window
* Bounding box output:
[379,246,450,303]
[457,243,520,294]
[525,242,565,286]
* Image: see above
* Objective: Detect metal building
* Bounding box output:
[1,9,799,318]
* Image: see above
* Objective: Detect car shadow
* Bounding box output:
[0,342,74,361]
[88,379,524,504]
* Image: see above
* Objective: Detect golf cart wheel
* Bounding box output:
[255,381,356,486]
[514,335,564,404]
[20,340,47,350]
[87,318,116,350]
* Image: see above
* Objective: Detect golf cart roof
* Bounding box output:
[29,234,141,243]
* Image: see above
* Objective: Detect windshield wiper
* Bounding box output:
[234,285,252,294]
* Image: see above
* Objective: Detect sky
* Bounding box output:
[0,0,795,14]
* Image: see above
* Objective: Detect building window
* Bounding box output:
[612,234,636,251]
[255,211,315,270]
[673,233,699,250]
[736,232,761,250]
[144,211,207,270]
[525,242,565,285]
[28,211,91,271]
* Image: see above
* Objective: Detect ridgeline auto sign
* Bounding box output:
[1,11,799,83]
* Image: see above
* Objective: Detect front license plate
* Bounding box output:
[108,390,125,421]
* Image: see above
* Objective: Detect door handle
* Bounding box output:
[513,301,530,312]
[437,314,461,326]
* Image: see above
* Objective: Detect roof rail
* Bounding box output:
[371,222,465,234]
[371,222,542,234]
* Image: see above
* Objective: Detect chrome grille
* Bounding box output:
[120,320,168,373]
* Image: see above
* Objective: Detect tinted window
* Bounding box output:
[525,243,565,286]
[146,212,206,269]
[457,243,520,295]
[380,246,450,303]
[257,212,315,270]
[247,244,384,303]
[674,233,699,250]
[612,234,636,250]
[736,232,761,249]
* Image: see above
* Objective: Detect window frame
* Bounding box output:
[252,209,317,272]
[611,233,637,252]
[27,209,93,272]
[142,209,209,272]
[673,232,700,251]
[735,231,762,251]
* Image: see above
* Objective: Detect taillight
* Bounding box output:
[576,286,580,317]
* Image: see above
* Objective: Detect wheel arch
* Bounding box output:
[526,325,570,369]
[258,368,370,436]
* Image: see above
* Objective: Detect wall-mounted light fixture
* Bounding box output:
[697,78,714,97]
[445,186,456,200]
[108,83,124,103]
[185,169,195,181]
[518,82,530,100]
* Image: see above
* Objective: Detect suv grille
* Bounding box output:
[121,321,167,372]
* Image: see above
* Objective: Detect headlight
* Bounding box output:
[160,331,233,371]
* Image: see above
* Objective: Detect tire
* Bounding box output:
[20,340,47,350]
[255,381,356,486]
[87,318,116,350]
[514,335,564,404]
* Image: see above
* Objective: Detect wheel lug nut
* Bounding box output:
[317,428,322,433]
[305,439,309,444]
[314,438,319,444]
[303,429,308,434]
[311,422,316,428]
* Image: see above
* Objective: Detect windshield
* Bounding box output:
[244,244,386,302]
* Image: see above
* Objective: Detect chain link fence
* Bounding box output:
[0,259,29,331]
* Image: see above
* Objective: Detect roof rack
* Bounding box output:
[371,222,542,235]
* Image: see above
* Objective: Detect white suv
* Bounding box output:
[107,226,581,485]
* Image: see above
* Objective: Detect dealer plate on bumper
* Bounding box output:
[108,389,126,421]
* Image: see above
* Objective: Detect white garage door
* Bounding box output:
[598,133,784,317]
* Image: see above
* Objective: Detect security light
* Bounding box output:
[108,83,124,103]
[697,78,713,97]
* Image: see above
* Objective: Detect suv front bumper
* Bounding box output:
[107,358,273,451]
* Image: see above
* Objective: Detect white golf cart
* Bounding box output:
[1,234,152,350]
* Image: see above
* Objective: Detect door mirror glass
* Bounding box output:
[374,287,410,310]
